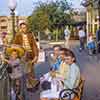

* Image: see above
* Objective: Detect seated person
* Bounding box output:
[56,48,69,80]
[40,48,70,100]
[40,67,63,100]
[63,50,80,89]
[48,45,62,70]
[0,51,4,64]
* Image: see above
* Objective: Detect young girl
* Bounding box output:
[5,45,25,100]
[87,33,96,55]
[64,50,80,89]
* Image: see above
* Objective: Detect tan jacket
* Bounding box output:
[13,32,39,60]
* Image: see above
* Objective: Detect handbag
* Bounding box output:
[41,80,51,91]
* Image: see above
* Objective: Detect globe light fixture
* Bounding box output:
[8,0,17,40]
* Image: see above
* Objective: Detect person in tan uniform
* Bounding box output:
[13,22,39,93]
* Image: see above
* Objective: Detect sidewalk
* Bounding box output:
[48,41,64,45]
[40,40,79,49]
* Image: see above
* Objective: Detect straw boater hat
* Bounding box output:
[18,20,26,26]
[6,45,25,57]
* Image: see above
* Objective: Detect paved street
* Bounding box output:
[34,40,100,100]
[1,0,100,100]
[72,45,100,100]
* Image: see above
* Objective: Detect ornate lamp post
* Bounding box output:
[8,0,17,40]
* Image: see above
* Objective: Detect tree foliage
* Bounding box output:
[27,0,73,40]
[27,6,49,33]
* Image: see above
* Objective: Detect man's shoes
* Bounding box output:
[79,48,82,52]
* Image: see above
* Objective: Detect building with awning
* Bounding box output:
[81,0,100,37]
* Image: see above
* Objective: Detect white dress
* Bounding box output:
[40,73,63,99]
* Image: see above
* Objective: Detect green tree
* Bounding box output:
[27,0,73,40]
[27,6,49,33]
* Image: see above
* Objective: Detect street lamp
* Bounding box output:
[15,11,19,30]
[98,0,100,26]
[8,0,17,40]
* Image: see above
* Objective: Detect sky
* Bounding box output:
[0,0,83,16]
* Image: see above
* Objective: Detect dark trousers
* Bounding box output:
[80,37,85,50]
[97,42,100,53]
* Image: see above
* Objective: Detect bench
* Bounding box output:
[59,76,85,100]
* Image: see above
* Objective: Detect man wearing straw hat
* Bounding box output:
[13,21,39,93]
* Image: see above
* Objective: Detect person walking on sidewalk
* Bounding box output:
[64,27,71,48]
[96,27,100,53]
[78,27,86,52]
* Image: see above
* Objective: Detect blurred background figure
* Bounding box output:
[2,32,8,47]
[35,37,40,50]
[37,46,45,63]
[0,51,4,64]
[87,32,96,55]
[96,26,100,53]
[64,27,71,49]
[0,32,8,52]
[0,34,3,48]
[78,27,86,52]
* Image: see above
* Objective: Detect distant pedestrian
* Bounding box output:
[78,27,86,51]
[35,37,40,50]
[96,27,100,53]
[87,33,96,54]
[64,27,71,48]
[0,32,8,52]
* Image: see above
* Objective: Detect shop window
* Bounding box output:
[1,26,7,29]
[0,19,6,22]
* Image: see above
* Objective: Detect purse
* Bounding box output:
[41,80,51,91]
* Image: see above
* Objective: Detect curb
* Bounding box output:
[48,41,64,45]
